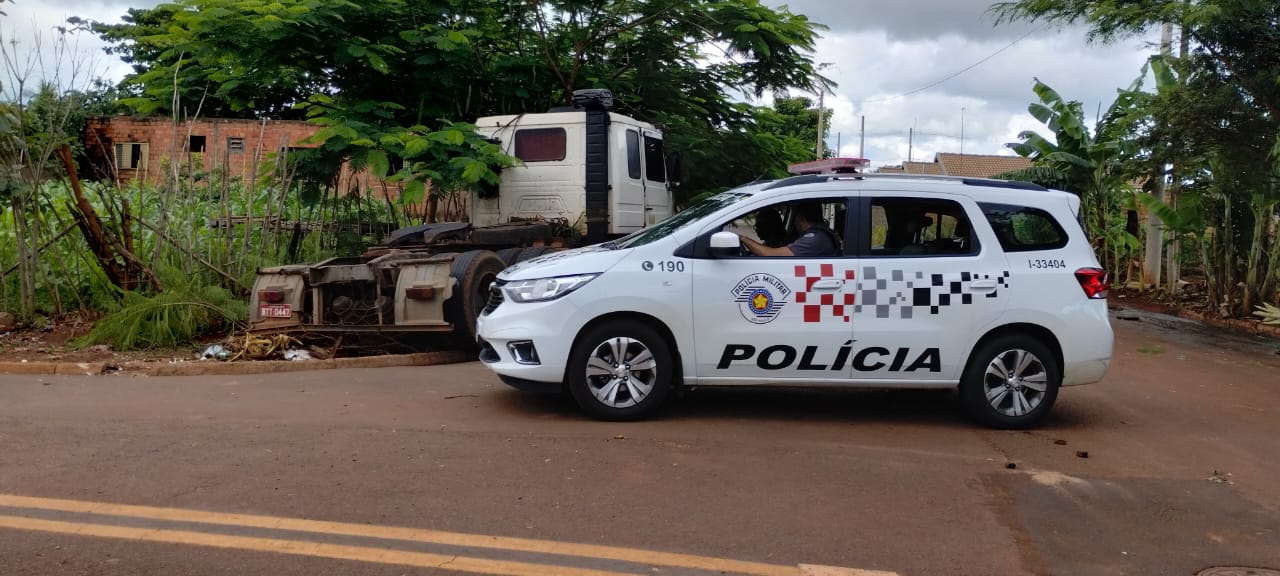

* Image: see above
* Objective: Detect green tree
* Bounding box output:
[992,0,1280,316]
[86,0,831,206]
[666,94,831,204]
[998,77,1144,275]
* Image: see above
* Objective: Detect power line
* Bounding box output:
[856,23,1048,105]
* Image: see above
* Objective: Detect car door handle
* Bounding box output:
[811,279,844,290]
[970,279,998,291]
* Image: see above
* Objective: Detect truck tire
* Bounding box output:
[445,250,505,350]
[516,246,553,262]
[495,247,524,266]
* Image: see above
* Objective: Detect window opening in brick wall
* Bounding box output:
[114,142,149,170]
[189,135,207,153]
[227,137,246,152]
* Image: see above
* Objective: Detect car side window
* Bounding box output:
[979,202,1068,252]
[867,196,977,257]
[719,197,851,258]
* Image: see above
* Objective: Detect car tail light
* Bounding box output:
[1074,268,1110,299]
[258,289,285,303]
[405,286,436,300]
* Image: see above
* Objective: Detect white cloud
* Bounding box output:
[3,0,1163,169]
[776,0,1043,41]
[767,1,1162,166]
[0,0,145,98]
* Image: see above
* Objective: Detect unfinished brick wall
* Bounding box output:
[84,116,407,202]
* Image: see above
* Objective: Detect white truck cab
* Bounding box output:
[472,90,673,241]
[476,173,1115,429]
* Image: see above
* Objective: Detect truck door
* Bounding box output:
[689,195,858,384]
[610,128,647,232]
[849,192,1011,384]
[640,130,672,226]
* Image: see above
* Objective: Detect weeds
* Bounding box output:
[0,177,397,322]
[73,267,247,350]
[1255,303,1280,326]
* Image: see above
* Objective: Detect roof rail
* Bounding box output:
[760,172,1048,192]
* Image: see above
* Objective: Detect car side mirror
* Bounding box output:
[708,231,739,258]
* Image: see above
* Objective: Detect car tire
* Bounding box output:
[567,320,675,421]
[495,247,524,266]
[445,250,506,351]
[959,334,1061,429]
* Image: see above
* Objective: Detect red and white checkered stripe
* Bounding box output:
[793,264,856,323]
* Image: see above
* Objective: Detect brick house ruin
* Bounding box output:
[83,116,407,202]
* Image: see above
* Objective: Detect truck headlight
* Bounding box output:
[503,274,599,303]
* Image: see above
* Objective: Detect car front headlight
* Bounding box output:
[503,274,599,303]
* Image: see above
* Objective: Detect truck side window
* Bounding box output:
[626,130,641,179]
[514,128,566,162]
[644,136,666,183]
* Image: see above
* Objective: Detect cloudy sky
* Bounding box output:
[761,0,1163,167]
[4,0,1162,167]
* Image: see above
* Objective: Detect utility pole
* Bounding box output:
[837,132,842,156]
[859,115,865,159]
[1143,22,1173,291]
[1166,7,1190,294]
[908,127,914,163]
[816,89,825,159]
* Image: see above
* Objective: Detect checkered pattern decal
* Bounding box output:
[793,264,857,323]
[854,268,1010,319]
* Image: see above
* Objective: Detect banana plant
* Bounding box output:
[998,75,1144,274]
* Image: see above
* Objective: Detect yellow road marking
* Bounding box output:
[0,514,631,576]
[0,494,809,576]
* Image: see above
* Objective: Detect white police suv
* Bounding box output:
[476,174,1114,429]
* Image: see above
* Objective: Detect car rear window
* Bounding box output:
[979,203,1068,252]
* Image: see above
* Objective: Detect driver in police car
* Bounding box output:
[737,202,839,257]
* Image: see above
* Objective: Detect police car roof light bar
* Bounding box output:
[786,157,871,175]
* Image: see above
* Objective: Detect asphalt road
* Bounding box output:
[1,309,1278,576]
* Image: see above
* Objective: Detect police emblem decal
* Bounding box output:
[732,273,791,324]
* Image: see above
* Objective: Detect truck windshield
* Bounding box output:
[610,192,751,249]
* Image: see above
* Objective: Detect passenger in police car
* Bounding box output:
[737,202,840,257]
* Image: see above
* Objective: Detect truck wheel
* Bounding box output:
[495,247,524,266]
[515,246,552,263]
[445,250,505,350]
[959,334,1061,429]
[567,320,674,421]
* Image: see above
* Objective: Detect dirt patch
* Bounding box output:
[0,312,461,374]
[1113,287,1280,340]
[0,313,192,366]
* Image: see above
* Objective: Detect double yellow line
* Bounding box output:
[0,494,894,576]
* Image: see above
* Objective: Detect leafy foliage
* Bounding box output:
[995,0,1280,315]
[997,76,1142,274]
[1256,303,1280,325]
[87,0,831,203]
[74,266,247,350]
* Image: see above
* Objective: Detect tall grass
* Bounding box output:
[0,172,401,348]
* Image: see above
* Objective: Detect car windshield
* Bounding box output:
[610,191,751,249]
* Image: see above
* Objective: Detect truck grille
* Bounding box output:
[483,281,505,315]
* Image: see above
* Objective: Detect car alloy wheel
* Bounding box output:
[982,349,1049,417]
[583,336,658,408]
